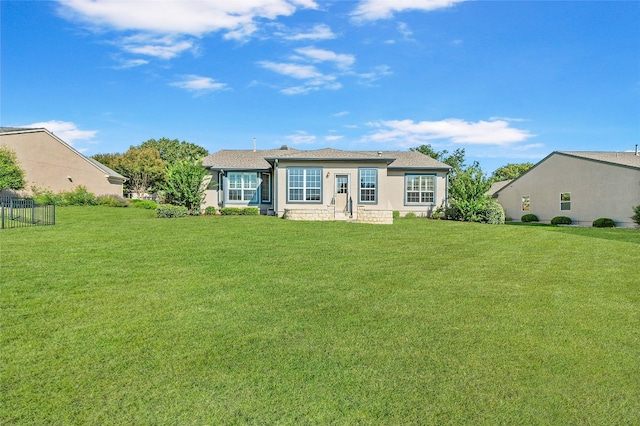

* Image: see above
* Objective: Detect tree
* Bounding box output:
[447,161,492,222]
[490,162,533,183]
[140,138,208,164]
[91,153,122,172]
[0,145,26,192]
[412,144,466,171]
[162,160,207,213]
[118,146,167,198]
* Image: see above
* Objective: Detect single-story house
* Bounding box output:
[0,127,126,197]
[201,146,451,223]
[493,151,640,228]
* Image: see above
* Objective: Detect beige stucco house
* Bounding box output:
[0,127,126,197]
[202,146,451,223]
[493,151,640,228]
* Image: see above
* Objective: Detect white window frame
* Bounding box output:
[287,168,322,203]
[227,172,258,203]
[560,192,571,211]
[405,174,435,205]
[359,168,377,204]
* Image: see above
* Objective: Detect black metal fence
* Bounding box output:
[0,196,56,229]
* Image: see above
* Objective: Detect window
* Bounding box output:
[287,168,321,202]
[260,173,271,203]
[560,192,571,211]
[228,172,258,202]
[405,174,435,204]
[522,195,530,211]
[359,169,377,203]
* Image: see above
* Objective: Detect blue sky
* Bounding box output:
[2,0,639,173]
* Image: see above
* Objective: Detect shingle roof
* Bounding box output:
[0,127,36,134]
[559,151,640,169]
[202,147,451,170]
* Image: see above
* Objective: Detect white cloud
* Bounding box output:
[56,0,318,58]
[258,60,340,94]
[23,120,97,146]
[120,34,195,60]
[170,75,228,94]
[282,23,336,40]
[333,111,350,117]
[364,118,535,147]
[112,58,149,69]
[325,135,344,141]
[295,47,355,69]
[286,131,316,144]
[351,0,465,22]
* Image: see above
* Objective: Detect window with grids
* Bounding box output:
[560,192,571,210]
[522,195,530,211]
[405,174,435,204]
[228,172,258,202]
[359,169,377,203]
[287,168,321,202]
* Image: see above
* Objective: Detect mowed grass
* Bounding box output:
[1,207,639,424]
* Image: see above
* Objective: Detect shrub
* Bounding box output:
[220,207,259,216]
[479,201,505,225]
[404,212,417,219]
[551,216,572,225]
[430,205,446,220]
[521,213,539,223]
[59,186,98,206]
[392,210,400,219]
[240,207,259,216]
[130,199,158,209]
[220,207,242,215]
[31,187,62,205]
[632,205,640,226]
[157,204,189,218]
[593,217,615,228]
[204,206,217,216]
[97,194,130,207]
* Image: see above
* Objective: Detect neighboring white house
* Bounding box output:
[201,146,451,223]
[493,151,640,228]
[0,127,126,197]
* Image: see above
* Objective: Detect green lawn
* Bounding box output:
[1,207,639,424]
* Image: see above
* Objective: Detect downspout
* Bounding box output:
[219,170,224,208]
[274,159,279,216]
[445,170,450,207]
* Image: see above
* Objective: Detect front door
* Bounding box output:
[335,174,349,219]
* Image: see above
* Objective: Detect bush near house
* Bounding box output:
[220,207,259,215]
[480,201,505,224]
[404,212,417,219]
[97,195,130,207]
[551,216,572,225]
[632,205,640,226]
[593,217,616,228]
[156,204,189,218]
[204,206,217,216]
[521,213,539,223]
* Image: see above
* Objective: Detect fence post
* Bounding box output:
[1,205,4,229]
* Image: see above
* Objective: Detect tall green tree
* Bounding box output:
[162,160,207,213]
[0,146,26,192]
[140,138,208,163]
[490,162,533,183]
[118,146,167,198]
[448,161,492,222]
